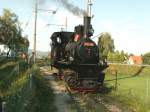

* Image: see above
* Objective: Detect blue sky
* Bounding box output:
[0,0,150,55]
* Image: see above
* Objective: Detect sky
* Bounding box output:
[0,0,150,55]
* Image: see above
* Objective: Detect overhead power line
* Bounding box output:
[24,14,33,30]
[91,33,102,39]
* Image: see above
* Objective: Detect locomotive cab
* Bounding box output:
[50,32,74,66]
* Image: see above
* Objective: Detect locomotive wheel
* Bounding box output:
[64,72,78,88]
[82,80,97,88]
[58,69,64,80]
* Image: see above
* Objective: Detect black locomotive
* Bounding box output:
[50,16,108,91]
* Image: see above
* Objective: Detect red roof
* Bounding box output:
[129,56,143,64]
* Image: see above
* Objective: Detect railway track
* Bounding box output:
[40,66,123,112]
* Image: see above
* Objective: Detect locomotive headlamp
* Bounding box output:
[69,56,74,61]
[56,37,61,44]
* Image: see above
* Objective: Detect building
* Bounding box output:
[0,44,16,57]
[128,56,143,65]
[0,44,9,56]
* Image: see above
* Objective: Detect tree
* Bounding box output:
[0,9,22,47]
[107,51,113,62]
[107,50,128,63]
[0,9,29,55]
[15,36,29,52]
[98,32,115,61]
[143,52,150,65]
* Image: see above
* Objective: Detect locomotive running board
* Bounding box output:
[78,64,98,66]
[70,87,98,92]
[57,61,70,65]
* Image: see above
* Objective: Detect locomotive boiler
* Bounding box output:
[50,16,108,91]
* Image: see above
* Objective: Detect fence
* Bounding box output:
[105,63,150,110]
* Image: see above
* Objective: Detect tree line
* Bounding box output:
[142,52,150,65]
[97,32,150,65]
[0,9,29,56]
[98,32,127,63]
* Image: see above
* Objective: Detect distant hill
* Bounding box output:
[28,49,49,58]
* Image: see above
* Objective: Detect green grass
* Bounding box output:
[0,59,56,112]
[106,64,150,76]
[104,64,150,112]
[0,58,31,112]
[5,75,30,112]
[0,59,18,96]
[36,58,51,67]
[0,58,28,96]
[25,66,57,112]
[3,58,150,111]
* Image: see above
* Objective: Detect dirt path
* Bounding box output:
[40,66,124,112]
[40,66,81,112]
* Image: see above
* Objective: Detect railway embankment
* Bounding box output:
[0,58,56,112]
[0,58,30,112]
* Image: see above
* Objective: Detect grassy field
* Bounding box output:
[0,58,56,112]
[104,64,150,112]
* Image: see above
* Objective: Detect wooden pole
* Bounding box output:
[115,70,118,91]
[146,77,149,102]
[33,0,38,63]
[65,17,67,31]
[2,102,6,112]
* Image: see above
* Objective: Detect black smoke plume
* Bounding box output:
[59,0,87,17]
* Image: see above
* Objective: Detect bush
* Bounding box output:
[143,52,150,65]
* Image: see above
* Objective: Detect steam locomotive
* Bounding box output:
[50,16,108,91]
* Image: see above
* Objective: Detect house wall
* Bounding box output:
[128,57,134,64]
[0,45,9,55]
[128,56,143,65]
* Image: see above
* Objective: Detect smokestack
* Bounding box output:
[83,0,94,38]
[83,16,91,38]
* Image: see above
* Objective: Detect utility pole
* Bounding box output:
[65,17,67,31]
[33,0,57,63]
[87,0,92,17]
[33,0,38,63]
